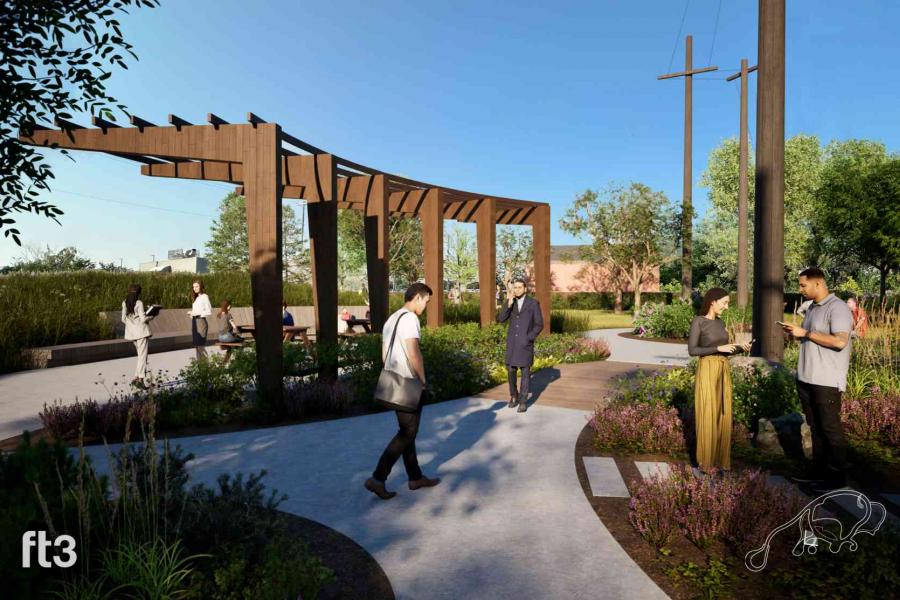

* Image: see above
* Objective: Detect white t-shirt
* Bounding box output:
[382,308,420,379]
[191,293,212,317]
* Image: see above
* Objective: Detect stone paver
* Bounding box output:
[634,461,671,481]
[586,328,690,367]
[583,456,631,498]
[83,399,667,600]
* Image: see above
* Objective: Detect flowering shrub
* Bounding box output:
[591,401,686,454]
[282,379,354,418]
[40,396,156,440]
[612,368,695,408]
[842,387,900,447]
[629,465,805,553]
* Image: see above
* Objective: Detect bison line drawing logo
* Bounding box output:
[744,489,887,573]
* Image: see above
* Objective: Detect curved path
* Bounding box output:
[83,395,668,600]
[586,328,690,367]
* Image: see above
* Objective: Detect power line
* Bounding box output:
[667,0,691,73]
[707,0,724,65]
[50,189,215,218]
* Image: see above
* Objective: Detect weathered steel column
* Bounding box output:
[476,198,497,327]
[528,204,551,335]
[243,123,283,404]
[308,154,338,376]
[364,174,390,332]
[752,0,785,362]
[421,188,444,327]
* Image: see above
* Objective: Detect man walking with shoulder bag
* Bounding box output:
[365,283,441,500]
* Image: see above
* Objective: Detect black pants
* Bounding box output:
[797,380,849,483]
[373,402,424,483]
[507,365,531,403]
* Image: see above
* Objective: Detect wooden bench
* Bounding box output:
[218,341,244,364]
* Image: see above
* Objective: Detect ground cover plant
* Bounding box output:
[0,428,334,599]
[37,323,610,443]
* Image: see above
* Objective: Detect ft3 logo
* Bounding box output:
[21,531,77,568]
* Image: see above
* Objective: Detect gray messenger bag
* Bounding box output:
[374,312,424,412]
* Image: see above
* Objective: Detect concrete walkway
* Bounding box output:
[83,398,668,600]
[586,328,690,367]
[0,347,218,441]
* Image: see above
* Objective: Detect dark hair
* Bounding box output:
[125,283,141,316]
[218,299,231,318]
[191,279,206,301]
[699,287,729,317]
[512,277,527,286]
[282,301,288,309]
[799,267,826,282]
[404,282,433,302]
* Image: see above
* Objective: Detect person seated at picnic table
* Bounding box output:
[338,308,351,335]
[282,301,294,327]
[216,300,242,343]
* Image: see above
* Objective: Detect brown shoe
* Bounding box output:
[517,401,527,413]
[408,476,441,491]
[508,397,518,408]
[365,478,396,500]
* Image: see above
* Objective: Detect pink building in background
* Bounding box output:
[548,245,660,294]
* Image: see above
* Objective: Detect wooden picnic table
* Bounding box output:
[346,318,371,333]
[237,324,312,346]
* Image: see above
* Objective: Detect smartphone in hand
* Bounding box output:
[775,321,789,327]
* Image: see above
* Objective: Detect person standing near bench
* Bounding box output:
[188,279,212,360]
[122,283,155,388]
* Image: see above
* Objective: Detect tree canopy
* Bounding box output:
[1,0,160,246]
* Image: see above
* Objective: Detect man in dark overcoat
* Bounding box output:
[497,278,544,413]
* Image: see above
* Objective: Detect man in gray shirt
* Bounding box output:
[782,267,853,492]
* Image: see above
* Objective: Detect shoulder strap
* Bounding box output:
[385,311,415,371]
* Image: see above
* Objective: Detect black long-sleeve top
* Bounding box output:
[688,316,729,357]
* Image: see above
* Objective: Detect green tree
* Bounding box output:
[561,182,677,316]
[206,192,309,283]
[335,209,424,289]
[818,155,900,300]
[1,0,160,246]
[696,135,823,290]
[496,226,533,291]
[444,225,478,297]
[2,245,94,273]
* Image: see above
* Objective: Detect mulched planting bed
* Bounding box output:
[572,422,898,600]
[618,332,688,345]
[279,512,394,600]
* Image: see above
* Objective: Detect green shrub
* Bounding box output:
[633,300,695,339]
[730,362,801,431]
[550,310,592,333]
[552,291,673,310]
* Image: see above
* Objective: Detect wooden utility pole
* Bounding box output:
[658,35,718,300]
[752,0,786,362]
[726,59,758,310]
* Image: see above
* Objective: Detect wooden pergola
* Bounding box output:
[20,113,551,401]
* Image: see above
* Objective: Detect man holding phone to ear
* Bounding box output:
[782,267,853,492]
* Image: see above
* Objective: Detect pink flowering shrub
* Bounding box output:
[591,401,686,454]
[628,474,680,549]
[841,387,900,447]
[629,466,806,553]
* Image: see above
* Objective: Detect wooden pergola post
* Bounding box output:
[476,198,497,327]
[308,154,338,377]
[243,123,284,403]
[527,204,551,334]
[421,188,444,327]
[364,174,390,332]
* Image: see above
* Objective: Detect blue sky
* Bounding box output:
[5,0,900,268]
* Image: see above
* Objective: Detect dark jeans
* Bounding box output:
[373,401,424,483]
[797,380,849,484]
[507,365,531,403]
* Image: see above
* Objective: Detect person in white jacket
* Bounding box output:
[122,283,155,387]
[187,279,212,360]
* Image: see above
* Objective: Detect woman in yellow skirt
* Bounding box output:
[688,288,752,472]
